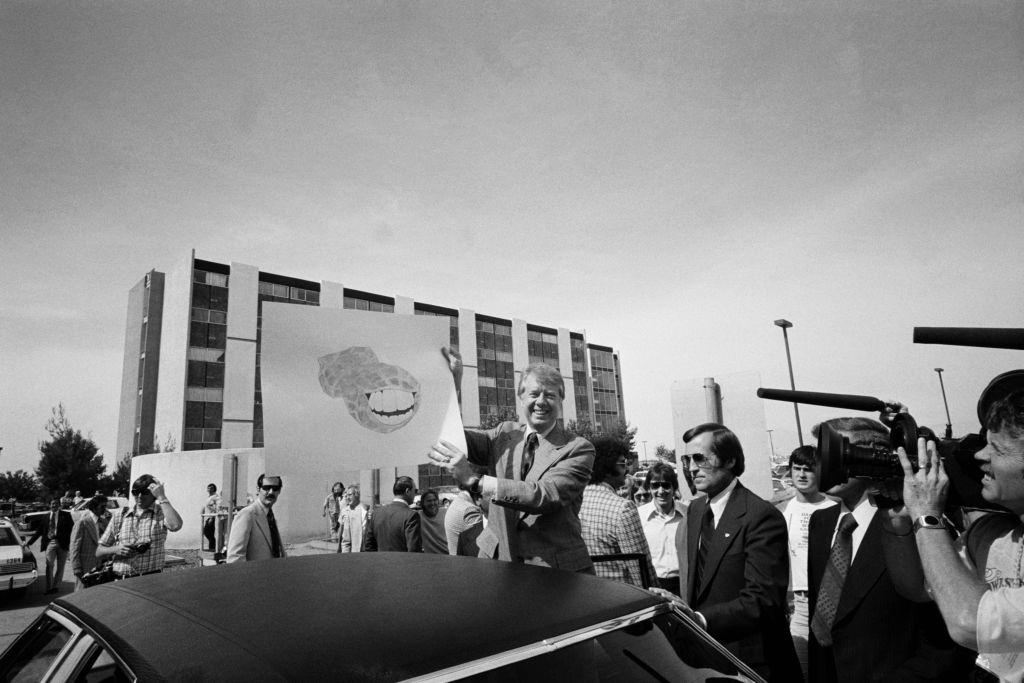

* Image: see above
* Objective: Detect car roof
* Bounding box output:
[54,553,662,681]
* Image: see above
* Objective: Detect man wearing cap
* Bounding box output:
[897,370,1024,681]
[227,474,286,562]
[96,474,183,578]
[806,417,972,683]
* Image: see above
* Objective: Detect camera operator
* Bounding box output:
[897,380,1024,681]
[806,417,974,683]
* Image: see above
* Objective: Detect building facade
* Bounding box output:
[117,253,627,478]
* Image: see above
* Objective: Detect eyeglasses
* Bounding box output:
[633,492,652,501]
[689,452,719,469]
[261,485,282,492]
[648,481,675,491]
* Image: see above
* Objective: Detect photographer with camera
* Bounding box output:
[897,375,1024,681]
[96,474,183,578]
[806,417,973,683]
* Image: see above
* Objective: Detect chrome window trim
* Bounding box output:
[406,603,669,682]
[45,606,138,683]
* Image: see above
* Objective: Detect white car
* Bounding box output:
[0,517,37,596]
[69,497,130,533]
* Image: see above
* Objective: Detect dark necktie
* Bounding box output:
[267,508,282,558]
[521,432,539,481]
[693,505,715,597]
[811,512,858,647]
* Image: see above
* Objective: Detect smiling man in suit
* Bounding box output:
[227,474,286,562]
[431,350,595,572]
[681,422,801,682]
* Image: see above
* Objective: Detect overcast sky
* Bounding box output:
[2,1,1022,475]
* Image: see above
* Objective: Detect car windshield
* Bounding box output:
[0,527,19,546]
[464,611,758,682]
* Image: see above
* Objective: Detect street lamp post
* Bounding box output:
[767,428,776,460]
[934,368,953,439]
[774,319,804,446]
[642,440,648,463]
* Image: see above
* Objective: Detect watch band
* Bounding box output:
[912,514,946,532]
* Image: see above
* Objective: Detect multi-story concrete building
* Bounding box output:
[117,252,627,472]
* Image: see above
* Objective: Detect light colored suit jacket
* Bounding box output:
[466,421,594,571]
[226,501,286,562]
[69,512,100,575]
[339,504,369,552]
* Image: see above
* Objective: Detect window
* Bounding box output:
[74,645,132,683]
[0,616,75,683]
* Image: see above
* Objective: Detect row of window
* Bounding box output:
[194,269,228,288]
[258,281,320,303]
[191,307,227,324]
[192,282,228,312]
[343,297,394,312]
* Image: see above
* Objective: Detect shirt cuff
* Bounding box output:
[480,475,497,498]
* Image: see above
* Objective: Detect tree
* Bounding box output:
[566,419,638,458]
[478,407,519,430]
[98,456,132,496]
[0,470,40,501]
[654,444,676,464]
[35,404,107,498]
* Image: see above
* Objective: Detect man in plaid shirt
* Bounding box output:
[581,435,656,588]
[97,474,183,577]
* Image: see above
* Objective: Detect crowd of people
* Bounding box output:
[25,345,1024,682]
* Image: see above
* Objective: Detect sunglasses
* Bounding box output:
[689,452,719,469]
[261,485,282,492]
[132,489,153,497]
[648,482,675,490]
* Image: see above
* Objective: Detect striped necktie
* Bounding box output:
[521,432,539,480]
[811,512,858,647]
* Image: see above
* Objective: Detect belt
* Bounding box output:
[116,569,162,580]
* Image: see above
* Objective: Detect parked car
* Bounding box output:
[0,517,37,597]
[0,553,763,682]
[19,496,130,536]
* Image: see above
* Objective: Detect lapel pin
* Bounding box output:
[724,533,731,538]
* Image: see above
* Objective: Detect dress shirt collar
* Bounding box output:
[639,500,684,522]
[524,422,557,440]
[706,477,738,527]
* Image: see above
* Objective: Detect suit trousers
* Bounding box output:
[45,544,68,591]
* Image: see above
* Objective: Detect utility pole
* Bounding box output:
[774,319,804,446]
[935,368,953,439]
[767,429,776,460]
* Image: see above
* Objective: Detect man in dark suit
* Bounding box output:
[680,423,801,682]
[806,417,973,683]
[430,352,595,572]
[363,476,421,552]
[25,498,75,594]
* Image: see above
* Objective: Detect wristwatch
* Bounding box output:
[912,514,946,532]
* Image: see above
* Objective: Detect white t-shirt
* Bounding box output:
[964,513,1024,682]
[780,496,837,592]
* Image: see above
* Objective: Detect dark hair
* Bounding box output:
[789,445,817,469]
[85,495,108,515]
[590,436,631,484]
[985,390,1024,438]
[257,473,283,489]
[393,476,416,496]
[517,363,565,399]
[131,474,156,496]
[811,417,888,448]
[643,462,679,492]
[207,483,217,492]
[420,489,439,503]
[682,423,745,477]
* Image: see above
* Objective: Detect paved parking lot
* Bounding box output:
[0,539,334,652]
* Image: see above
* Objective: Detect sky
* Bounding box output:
[2,1,1022,475]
